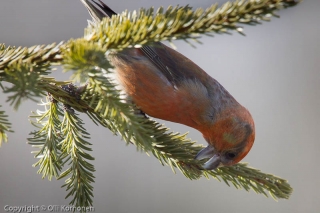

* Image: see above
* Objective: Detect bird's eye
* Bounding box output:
[226,152,236,159]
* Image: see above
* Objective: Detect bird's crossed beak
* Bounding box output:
[195,145,221,170]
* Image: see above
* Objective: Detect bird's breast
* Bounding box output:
[108,48,211,128]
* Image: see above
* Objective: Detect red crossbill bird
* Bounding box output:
[81,0,255,170]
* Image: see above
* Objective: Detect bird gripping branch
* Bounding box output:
[81,0,255,170]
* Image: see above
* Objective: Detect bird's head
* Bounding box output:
[196,106,255,170]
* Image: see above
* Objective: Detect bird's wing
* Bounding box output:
[81,0,207,85]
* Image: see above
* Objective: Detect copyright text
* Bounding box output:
[4,205,95,212]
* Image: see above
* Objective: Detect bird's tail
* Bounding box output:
[80,0,166,78]
[80,0,117,22]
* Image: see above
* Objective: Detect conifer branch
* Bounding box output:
[0,1,298,72]
[205,163,292,199]
[84,0,299,49]
[28,97,63,180]
[0,105,13,146]
[0,43,63,71]
[2,63,47,110]
[28,94,95,207]
[0,0,300,209]
[58,110,94,207]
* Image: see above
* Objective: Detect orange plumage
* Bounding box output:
[82,0,255,170]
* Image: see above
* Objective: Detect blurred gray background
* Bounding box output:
[0,0,319,213]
